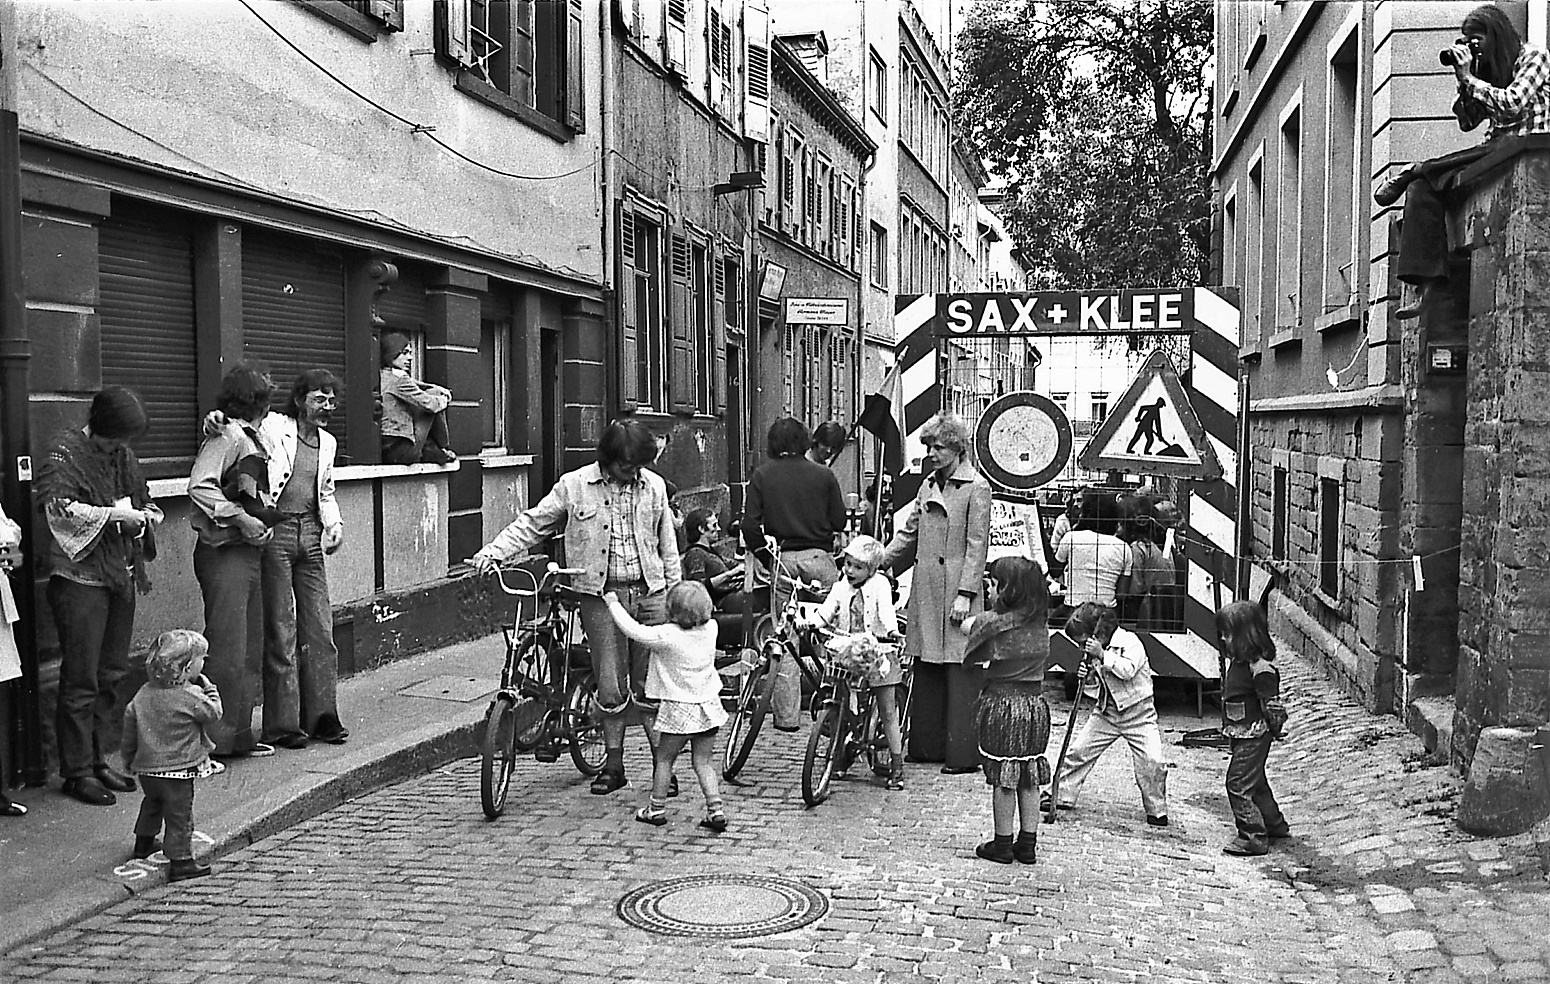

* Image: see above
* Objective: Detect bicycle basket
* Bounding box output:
[824,633,893,683]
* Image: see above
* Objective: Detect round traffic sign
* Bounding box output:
[974,392,1072,491]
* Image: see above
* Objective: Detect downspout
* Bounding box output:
[600,0,617,417]
[0,0,43,787]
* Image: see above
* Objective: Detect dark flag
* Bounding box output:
[855,361,904,474]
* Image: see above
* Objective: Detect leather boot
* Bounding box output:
[168,859,212,882]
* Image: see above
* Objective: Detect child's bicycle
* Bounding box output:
[801,631,906,807]
[720,540,828,781]
[478,557,607,819]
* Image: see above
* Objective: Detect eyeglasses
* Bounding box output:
[306,393,338,409]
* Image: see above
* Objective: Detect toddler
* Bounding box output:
[121,630,225,882]
[1216,600,1290,856]
[804,536,904,788]
[963,557,1051,864]
[379,332,455,465]
[604,581,728,831]
[1050,602,1170,826]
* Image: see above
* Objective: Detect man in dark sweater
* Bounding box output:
[742,417,847,730]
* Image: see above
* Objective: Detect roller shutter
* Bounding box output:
[241,230,349,455]
[98,207,199,466]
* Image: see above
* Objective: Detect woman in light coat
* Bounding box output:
[884,412,993,773]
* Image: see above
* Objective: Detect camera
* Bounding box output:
[1439,39,1470,66]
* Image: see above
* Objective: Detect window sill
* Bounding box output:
[1315,304,1360,334]
[1268,327,1301,350]
[453,73,576,143]
[337,460,461,481]
[479,452,536,469]
[291,1,381,42]
[1221,87,1239,118]
[1313,586,1342,611]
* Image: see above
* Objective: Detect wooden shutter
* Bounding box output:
[511,0,536,106]
[852,184,864,271]
[665,0,687,73]
[566,0,586,130]
[712,251,728,415]
[668,232,695,412]
[437,0,476,68]
[708,5,724,110]
[744,0,770,141]
[779,128,795,230]
[617,205,640,411]
[367,0,404,31]
[241,230,349,455]
[98,208,199,465]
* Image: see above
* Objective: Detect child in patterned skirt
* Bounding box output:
[604,581,729,831]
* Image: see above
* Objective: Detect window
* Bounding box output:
[1325,31,1360,315]
[1271,466,1288,560]
[618,207,666,410]
[298,1,404,41]
[1319,475,1341,597]
[1276,103,1301,330]
[868,48,887,120]
[481,318,510,448]
[871,221,888,287]
[1091,392,1109,422]
[1246,151,1265,349]
[1222,188,1237,288]
[438,0,585,136]
[1049,391,1069,413]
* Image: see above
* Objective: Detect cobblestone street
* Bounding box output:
[3,650,1547,984]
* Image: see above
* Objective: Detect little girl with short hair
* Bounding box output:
[604,581,729,831]
[121,629,225,882]
[963,557,1051,864]
[1216,600,1290,856]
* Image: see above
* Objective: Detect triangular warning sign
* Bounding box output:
[1077,350,1223,480]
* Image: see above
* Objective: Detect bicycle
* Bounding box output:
[478,558,607,819]
[801,633,905,807]
[720,541,829,781]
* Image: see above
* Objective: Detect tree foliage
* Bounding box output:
[955,0,1213,290]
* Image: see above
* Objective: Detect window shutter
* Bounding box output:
[744,0,771,141]
[712,252,728,415]
[367,0,404,31]
[708,6,724,110]
[567,0,587,130]
[436,0,476,68]
[613,0,637,36]
[756,138,773,226]
[668,233,695,412]
[779,130,795,231]
[617,206,640,411]
[665,0,688,74]
[98,208,199,466]
[803,147,815,244]
[241,230,349,455]
[852,185,864,272]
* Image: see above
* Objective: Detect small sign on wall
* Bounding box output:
[784,297,850,326]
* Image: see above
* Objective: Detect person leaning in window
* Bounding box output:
[378,332,456,465]
[472,419,680,795]
[741,417,847,733]
[188,364,283,759]
[1375,3,1550,318]
[37,386,164,806]
[883,412,993,774]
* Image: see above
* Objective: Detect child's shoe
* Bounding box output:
[132,835,161,860]
[975,836,1016,864]
[698,811,728,833]
[1012,831,1037,865]
[886,756,905,790]
[168,859,211,882]
[635,798,668,826]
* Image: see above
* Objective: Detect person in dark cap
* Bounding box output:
[379,332,455,465]
[37,386,164,806]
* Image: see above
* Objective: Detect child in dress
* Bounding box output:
[121,630,225,882]
[1050,602,1170,827]
[604,581,729,831]
[804,536,904,789]
[1216,600,1290,856]
[963,557,1051,864]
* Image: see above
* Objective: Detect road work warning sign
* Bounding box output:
[1077,350,1223,480]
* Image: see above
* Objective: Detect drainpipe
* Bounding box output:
[599,0,616,418]
[0,0,43,787]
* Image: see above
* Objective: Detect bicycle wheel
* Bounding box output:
[802,703,845,807]
[721,658,771,779]
[565,674,607,777]
[509,633,551,753]
[480,696,519,820]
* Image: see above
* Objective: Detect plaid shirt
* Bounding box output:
[605,477,646,585]
[1461,43,1550,140]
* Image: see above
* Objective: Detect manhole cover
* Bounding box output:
[617,874,828,938]
[396,675,494,702]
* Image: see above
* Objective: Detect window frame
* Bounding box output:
[438,0,584,140]
[1318,474,1341,598]
[294,0,403,42]
[868,47,888,122]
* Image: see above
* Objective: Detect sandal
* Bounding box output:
[0,797,25,817]
[698,813,728,833]
[635,806,668,826]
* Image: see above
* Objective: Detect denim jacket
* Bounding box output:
[474,463,681,595]
[1080,626,1155,713]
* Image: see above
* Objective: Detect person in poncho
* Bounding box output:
[37,386,163,807]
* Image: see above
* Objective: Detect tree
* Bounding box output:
[956,0,1213,290]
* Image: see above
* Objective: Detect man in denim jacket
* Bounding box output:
[473,419,680,794]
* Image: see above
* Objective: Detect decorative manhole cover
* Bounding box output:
[617,874,828,938]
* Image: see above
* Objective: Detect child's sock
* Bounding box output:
[993,833,1013,848]
[635,796,668,826]
[698,796,727,832]
[604,748,625,775]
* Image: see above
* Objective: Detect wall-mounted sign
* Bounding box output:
[759,261,787,301]
[784,297,850,326]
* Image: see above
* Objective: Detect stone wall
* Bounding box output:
[1247,409,1402,713]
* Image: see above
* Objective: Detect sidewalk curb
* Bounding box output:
[1,710,485,956]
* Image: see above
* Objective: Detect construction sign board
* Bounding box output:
[1077,349,1223,480]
